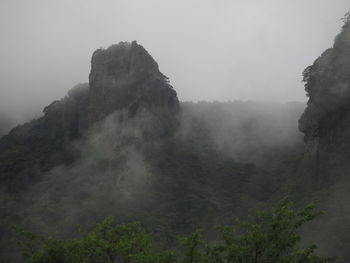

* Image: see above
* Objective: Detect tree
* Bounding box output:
[16,198,334,263]
[16,218,175,263]
[177,198,335,263]
[212,198,335,263]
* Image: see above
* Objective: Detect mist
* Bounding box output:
[1,0,350,130]
[2,1,350,262]
[2,98,304,247]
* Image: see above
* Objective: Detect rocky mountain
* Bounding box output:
[0,40,305,262]
[0,41,182,262]
[0,41,179,190]
[5,25,350,261]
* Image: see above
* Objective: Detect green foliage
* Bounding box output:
[213,198,334,263]
[16,198,334,263]
[16,218,175,263]
[179,230,206,263]
[176,198,335,263]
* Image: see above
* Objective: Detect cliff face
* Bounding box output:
[88,41,179,125]
[298,18,350,186]
[295,18,350,261]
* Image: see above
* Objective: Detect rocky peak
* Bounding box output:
[88,41,179,125]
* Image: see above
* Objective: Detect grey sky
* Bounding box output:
[0,0,349,121]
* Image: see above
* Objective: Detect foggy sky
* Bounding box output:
[0,0,349,123]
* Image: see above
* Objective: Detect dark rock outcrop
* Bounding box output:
[88,41,179,125]
[298,17,350,185]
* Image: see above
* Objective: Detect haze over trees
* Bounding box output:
[1,10,350,263]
